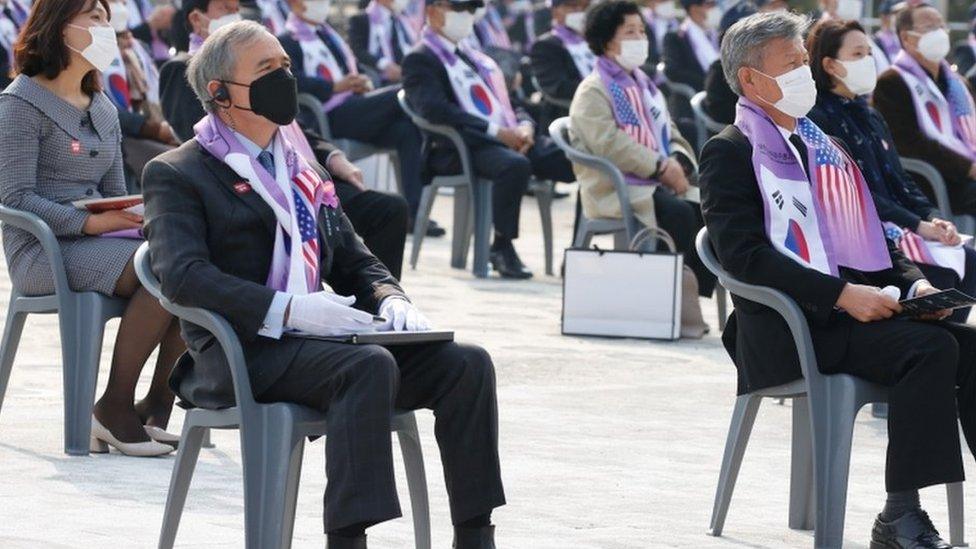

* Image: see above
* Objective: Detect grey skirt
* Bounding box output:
[6,232,141,297]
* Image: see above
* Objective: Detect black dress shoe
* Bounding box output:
[326,534,366,549]
[489,245,533,279]
[426,219,447,238]
[453,525,496,549]
[871,510,951,548]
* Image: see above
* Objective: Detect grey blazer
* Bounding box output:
[0,75,140,296]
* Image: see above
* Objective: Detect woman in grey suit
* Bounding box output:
[0,0,182,456]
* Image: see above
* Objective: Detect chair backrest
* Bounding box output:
[396,88,477,180]
[657,69,697,102]
[689,91,726,135]
[0,205,71,299]
[547,116,639,239]
[133,242,257,410]
[530,74,572,110]
[900,157,952,218]
[297,93,333,140]
[694,228,819,384]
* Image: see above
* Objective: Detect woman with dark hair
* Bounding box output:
[0,0,182,455]
[807,18,976,323]
[569,0,716,337]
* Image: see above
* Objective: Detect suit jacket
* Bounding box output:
[401,42,533,157]
[529,32,582,103]
[348,11,409,74]
[279,31,353,105]
[663,28,707,91]
[159,54,205,143]
[508,7,551,52]
[953,39,976,78]
[701,59,737,125]
[874,67,974,186]
[142,139,404,408]
[699,125,925,394]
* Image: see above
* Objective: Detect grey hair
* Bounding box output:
[720,11,809,96]
[187,20,271,113]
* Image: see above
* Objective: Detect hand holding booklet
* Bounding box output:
[898,289,976,317]
[72,194,143,213]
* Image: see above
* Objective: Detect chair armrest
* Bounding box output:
[530,75,572,110]
[0,205,71,296]
[133,242,256,409]
[900,157,952,219]
[662,81,696,102]
[548,117,639,238]
[396,89,478,184]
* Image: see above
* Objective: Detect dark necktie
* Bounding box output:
[455,49,478,73]
[317,29,349,74]
[391,19,404,62]
[789,134,810,174]
[257,150,275,175]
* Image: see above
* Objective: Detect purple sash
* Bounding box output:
[286,14,359,112]
[734,98,891,276]
[366,1,416,64]
[194,115,338,293]
[475,6,512,49]
[876,30,900,60]
[596,56,670,186]
[552,24,595,78]
[188,33,204,54]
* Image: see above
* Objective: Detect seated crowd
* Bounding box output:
[3,0,976,547]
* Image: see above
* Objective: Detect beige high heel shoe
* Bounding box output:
[144,425,180,448]
[90,417,174,457]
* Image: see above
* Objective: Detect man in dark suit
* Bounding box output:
[874,4,976,219]
[402,0,575,279]
[348,0,417,84]
[161,0,410,279]
[277,0,439,236]
[663,0,719,147]
[528,0,592,122]
[701,12,976,548]
[507,1,550,52]
[143,21,503,549]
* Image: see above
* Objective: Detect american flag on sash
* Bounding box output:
[797,119,870,241]
[947,77,976,148]
[884,223,936,265]
[609,82,659,151]
[291,169,325,287]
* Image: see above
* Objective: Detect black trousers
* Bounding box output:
[818,318,976,492]
[328,87,425,216]
[918,245,976,323]
[471,136,574,240]
[335,181,408,280]
[653,189,717,297]
[257,340,505,531]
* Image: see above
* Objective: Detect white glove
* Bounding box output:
[285,292,376,336]
[378,297,431,332]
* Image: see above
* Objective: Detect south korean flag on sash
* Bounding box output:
[446,61,510,128]
[757,165,832,274]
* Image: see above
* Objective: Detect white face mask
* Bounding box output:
[616,38,649,71]
[109,3,129,33]
[392,0,410,14]
[653,1,676,19]
[565,11,586,34]
[835,0,862,20]
[703,6,722,30]
[914,28,950,62]
[302,0,331,24]
[755,64,818,118]
[837,55,876,96]
[442,10,475,42]
[509,0,531,13]
[208,12,242,34]
[67,24,120,72]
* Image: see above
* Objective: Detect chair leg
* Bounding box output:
[789,396,815,531]
[389,152,404,197]
[709,394,762,536]
[947,482,967,547]
[716,285,728,332]
[395,413,432,549]
[471,180,493,279]
[812,391,858,549]
[60,295,109,456]
[241,412,305,549]
[0,302,28,419]
[410,186,438,270]
[612,230,629,251]
[534,181,554,276]
[201,428,214,449]
[572,220,591,248]
[158,423,208,549]
[451,185,472,270]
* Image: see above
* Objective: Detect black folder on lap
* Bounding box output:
[897,289,976,317]
[289,330,455,345]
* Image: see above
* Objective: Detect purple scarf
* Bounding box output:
[188,33,204,54]
[596,56,670,186]
[552,24,595,78]
[876,29,900,60]
[194,115,337,293]
[286,13,359,112]
[734,98,891,276]
[475,5,512,49]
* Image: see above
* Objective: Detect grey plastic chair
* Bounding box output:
[901,157,976,235]
[530,74,572,111]
[397,89,555,277]
[689,91,727,154]
[0,205,128,455]
[695,228,965,548]
[132,244,432,549]
[550,117,728,329]
[296,93,403,196]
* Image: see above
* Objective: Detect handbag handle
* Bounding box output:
[629,227,676,253]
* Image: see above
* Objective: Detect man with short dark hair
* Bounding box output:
[701,11,976,547]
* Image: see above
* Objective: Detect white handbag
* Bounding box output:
[562,228,684,341]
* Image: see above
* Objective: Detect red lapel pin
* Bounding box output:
[70,140,81,155]
[233,182,252,194]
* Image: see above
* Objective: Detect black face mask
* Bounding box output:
[221,67,298,126]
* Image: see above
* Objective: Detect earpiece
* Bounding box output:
[212,84,230,103]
